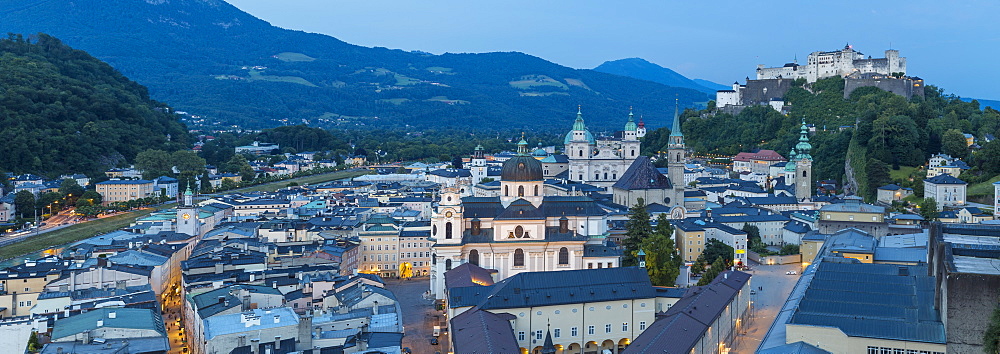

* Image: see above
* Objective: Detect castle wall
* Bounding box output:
[844,77,924,99]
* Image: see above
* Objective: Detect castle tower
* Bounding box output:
[470,145,487,184]
[622,108,640,159]
[794,119,813,201]
[176,187,200,236]
[432,187,465,245]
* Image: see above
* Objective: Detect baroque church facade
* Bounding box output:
[565,108,641,188]
[429,139,621,299]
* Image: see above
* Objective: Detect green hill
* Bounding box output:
[0,34,192,177]
[0,0,709,131]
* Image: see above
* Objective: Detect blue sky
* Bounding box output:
[227,0,999,100]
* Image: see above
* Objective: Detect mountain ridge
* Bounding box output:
[0,0,710,131]
[593,57,719,94]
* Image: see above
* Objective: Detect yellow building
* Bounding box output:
[817,196,886,236]
[448,267,685,354]
[0,257,66,318]
[95,179,154,204]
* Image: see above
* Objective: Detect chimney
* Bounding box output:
[108,311,116,319]
[274,315,280,324]
[97,319,104,327]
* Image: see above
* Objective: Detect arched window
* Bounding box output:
[802,170,807,178]
[445,222,453,239]
[604,172,608,180]
[518,186,524,197]
[534,185,539,196]
[514,249,525,267]
[676,153,681,162]
[469,250,479,266]
[515,225,524,238]
[432,225,437,236]
[504,186,508,196]
[445,259,452,270]
[579,150,583,157]
[558,247,569,265]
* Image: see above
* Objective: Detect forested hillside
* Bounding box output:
[0,0,708,131]
[642,77,1000,201]
[0,34,192,177]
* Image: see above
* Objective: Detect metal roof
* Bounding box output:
[450,309,519,353]
[450,267,657,310]
[788,262,944,344]
[51,308,165,341]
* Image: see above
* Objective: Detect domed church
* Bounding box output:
[429,138,621,299]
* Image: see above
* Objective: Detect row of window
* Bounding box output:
[469,247,570,267]
[516,322,647,341]
[586,262,614,269]
[866,347,943,354]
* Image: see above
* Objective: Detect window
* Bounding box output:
[639,321,646,331]
[535,330,543,340]
[518,331,525,341]
[534,185,538,196]
[445,259,452,270]
[588,326,595,335]
[623,322,628,332]
[605,324,612,333]
[513,249,525,267]
[469,249,479,266]
[445,222,453,239]
[558,247,569,265]
[553,328,560,338]
[504,186,509,196]
[515,225,524,238]
[587,263,593,269]
[518,185,524,197]
[571,327,578,337]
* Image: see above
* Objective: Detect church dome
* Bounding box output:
[501,155,544,181]
[531,144,548,158]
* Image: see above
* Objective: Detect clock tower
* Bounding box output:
[176,187,200,237]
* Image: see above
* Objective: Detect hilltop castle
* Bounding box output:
[756,44,906,82]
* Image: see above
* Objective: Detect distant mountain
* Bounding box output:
[593,58,717,94]
[0,34,191,177]
[692,79,729,92]
[960,97,1000,110]
[0,0,709,131]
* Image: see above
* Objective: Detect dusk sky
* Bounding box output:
[226,0,999,100]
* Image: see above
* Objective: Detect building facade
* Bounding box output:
[564,108,642,188]
[756,45,906,83]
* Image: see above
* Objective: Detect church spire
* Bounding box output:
[516,133,529,156]
[795,118,812,160]
[572,105,587,131]
[669,99,683,137]
[624,106,638,131]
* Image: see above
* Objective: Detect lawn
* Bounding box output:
[274,52,316,62]
[508,75,568,90]
[378,98,410,105]
[248,70,318,87]
[231,170,370,193]
[968,174,1000,196]
[889,166,918,182]
[0,204,173,261]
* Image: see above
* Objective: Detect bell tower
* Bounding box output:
[667,99,686,199]
[794,119,813,201]
[432,187,464,245]
[176,187,200,237]
[470,145,487,184]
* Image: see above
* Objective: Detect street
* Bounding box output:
[730,261,802,353]
[385,276,447,354]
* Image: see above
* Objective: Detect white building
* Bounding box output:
[756,45,906,83]
[429,139,620,299]
[564,108,642,187]
[923,174,967,210]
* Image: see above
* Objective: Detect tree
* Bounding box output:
[223,154,255,181]
[399,262,413,279]
[865,158,892,200]
[220,178,238,191]
[779,244,800,256]
[978,140,1000,176]
[200,172,213,194]
[58,179,85,199]
[14,190,35,219]
[641,214,681,286]
[621,198,652,266]
[80,190,102,206]
[451,156,464,169]
[985,299,1000,354]
[27,331,39,352]
[941,128,968,159]
[697,257,728,286]
[171,150,206,175]
[919,198,939,221]
[698,239,735,268]
[135,149,173,178]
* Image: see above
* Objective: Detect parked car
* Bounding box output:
[785,270,797,275]
[430,338,439,345]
